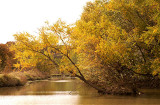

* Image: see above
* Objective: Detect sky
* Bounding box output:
[0,0,93,44]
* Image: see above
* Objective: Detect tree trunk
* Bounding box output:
[74,73,106,94]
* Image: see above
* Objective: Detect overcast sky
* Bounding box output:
[0,0,93,44]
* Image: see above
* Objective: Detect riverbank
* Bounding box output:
[0,69,50,87]
[1,69,160,96]
[87,76,160,95]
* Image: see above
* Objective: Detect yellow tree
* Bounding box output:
[71,0,160,94]
[107,0,160,75]
[11,19,106,93]
[11,0,160,94]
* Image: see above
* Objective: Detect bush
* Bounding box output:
[0,72,27,87]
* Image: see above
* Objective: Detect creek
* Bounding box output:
[0,77,160,105]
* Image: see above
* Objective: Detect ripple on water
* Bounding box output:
[51,80,73,82]
[26,91,79,95]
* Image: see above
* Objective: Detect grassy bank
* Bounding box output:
[0,69,50,87]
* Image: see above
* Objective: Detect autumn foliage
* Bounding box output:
[9,0,160,94]
[0,42,16,72]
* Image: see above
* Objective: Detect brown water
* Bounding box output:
[0,77,160,105]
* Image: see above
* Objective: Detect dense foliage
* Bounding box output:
[0,42,16,72]
[70,0,160,93]
[10,0,160,94]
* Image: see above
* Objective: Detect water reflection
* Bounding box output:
[0,78,160,105]
[0,95,80,105]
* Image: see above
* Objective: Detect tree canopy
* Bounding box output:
[10,0,160,94]
[0,42,16,72]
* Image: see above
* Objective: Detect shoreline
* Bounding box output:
[0,70,51,88]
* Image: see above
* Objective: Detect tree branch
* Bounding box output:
[135,42,146,63]
[19,40,59,67]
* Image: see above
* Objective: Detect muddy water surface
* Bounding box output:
[0,77,160,105]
